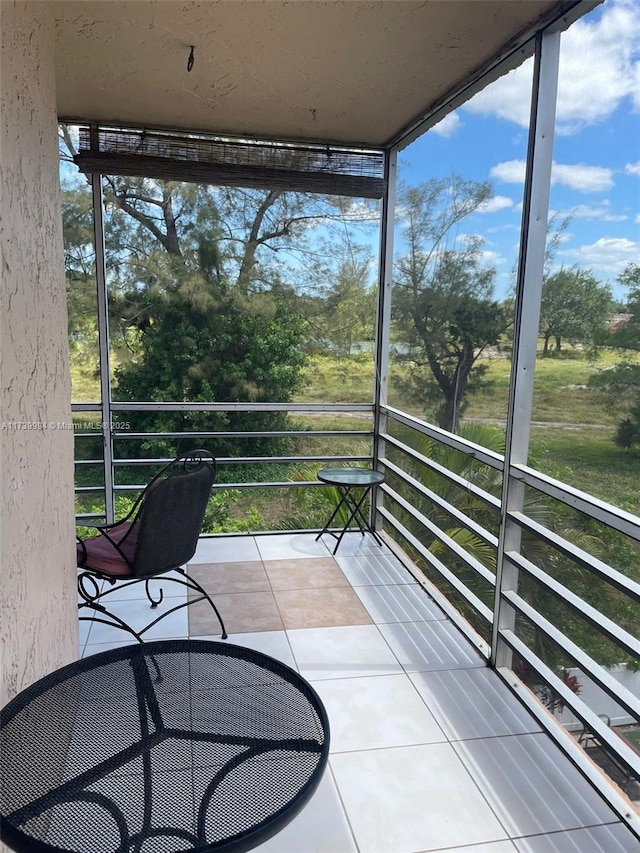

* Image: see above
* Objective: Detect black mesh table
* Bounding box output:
[0,640,330,853]
[315,467,385,554]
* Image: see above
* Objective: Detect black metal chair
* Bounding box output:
[77,450,227,642]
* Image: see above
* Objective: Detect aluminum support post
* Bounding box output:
[90,127,115,523]
[492,31,561,668]
[372,149,397,532]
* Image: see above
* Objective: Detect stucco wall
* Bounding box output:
[1,1,77,709]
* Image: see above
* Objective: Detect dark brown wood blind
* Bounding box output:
[75,127,386,199]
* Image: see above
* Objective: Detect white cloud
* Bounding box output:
[490,159,613,192]
[552,163,613,192]
[490,160,526,184]
[336,200,381,222]
[479,249,504,267]
[550,203,627,222]
[560,236,639,277]
[476,195,514,214]
[626,161,640,176]
[464,0,640,134]
[430,112,461,138]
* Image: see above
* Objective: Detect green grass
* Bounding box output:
[529,427,640,514]
[71,348,640,516]
[463,350,628,426]
[70,354,100,401]
[295,353,376,403]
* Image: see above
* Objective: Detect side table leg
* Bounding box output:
[342,487,385,549]
[315,489,350,544]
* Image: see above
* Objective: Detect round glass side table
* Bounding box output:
[315,467,385,554]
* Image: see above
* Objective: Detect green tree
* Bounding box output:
[298,244,377,353]
[92,177,311,458]
[539,267,613,354]
[61,181,98,367]
[589,263,640,450]
[392,178,505,433]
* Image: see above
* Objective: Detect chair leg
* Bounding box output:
[78,570,145,643]
[78,569,227,641]
[145,578,163,608]
[176,567,228,640]
[78,608,145,644]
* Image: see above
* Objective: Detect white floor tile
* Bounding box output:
[331,743,508,853]
[191,630,297,669]
[190,536,261,563]
[82,598,189,644]
[320,531,391,556]
[409,668,541,740]
[422,844,517,853]
[287,625,404,681]
[78,618,92,645]
[252,771,357,852]
[453,733,619,837]
[379,620,486,672]
[256,533,330,560]
[336,552,415,586]
[311,673,445,752]
[354,582,445,624]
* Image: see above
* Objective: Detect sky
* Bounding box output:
[397,0,640,301]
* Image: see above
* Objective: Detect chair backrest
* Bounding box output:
[130,452,215,577]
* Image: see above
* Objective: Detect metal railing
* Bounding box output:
[72,400,375,520]
[73,397,640,833]
[376,404,640,834]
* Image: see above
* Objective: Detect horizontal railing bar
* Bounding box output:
[380,458,499,548]
[380,435,502,513]
[381,482,496,586]
[219,455,369,465]
[113,455,364,468]
[501,630,640,781]
[513,463,640,542]
[211,480,318,490]
[506,550,640,660]
[377,503,494,624]
[509,511,640,603]
[114,481,321,492]
[104,455,369,467]
[107,402,374,413]
[383,405,504,471]
[502,589,640,720]
[495,661,640,839]
[74,455,371,468]
[108,430,372,440]
[75,431,371,442]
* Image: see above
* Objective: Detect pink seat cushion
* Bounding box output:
[76,523,137,578]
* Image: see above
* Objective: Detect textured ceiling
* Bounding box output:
[53,0,591,148]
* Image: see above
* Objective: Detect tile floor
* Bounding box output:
[79,533,640,853]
